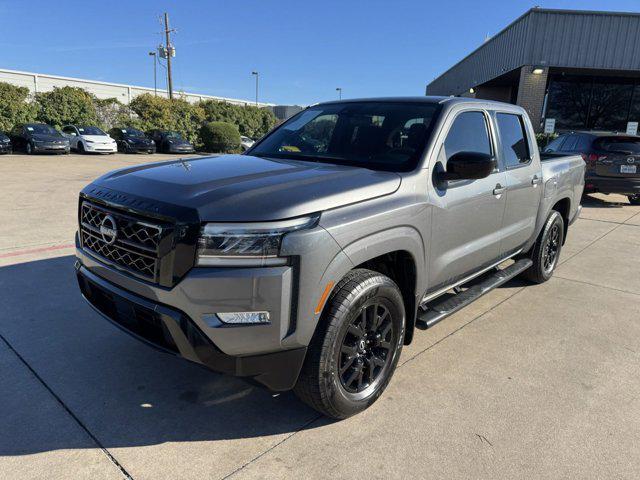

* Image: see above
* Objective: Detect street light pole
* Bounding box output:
[148,52,157,96]
[251,71,259,106]
[336,87,342,100]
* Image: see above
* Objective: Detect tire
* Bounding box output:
[521,210,564,284]
[294,269,405,419]
[628,195,640,206]
[26,142,33,155]
[77,141,85,154]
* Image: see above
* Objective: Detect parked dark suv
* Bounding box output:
[146,130,195,154]
[544,132,640,205]
[10,123,70,155]
[0,132,11,154]
[108,127,156,154]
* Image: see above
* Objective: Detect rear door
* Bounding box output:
[427,109,507,292]
[494,112,543,255]
[593,136,640,179]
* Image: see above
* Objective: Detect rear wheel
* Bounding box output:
[294,269,405,419]
[521,210,564,284]
[628,194,640,206]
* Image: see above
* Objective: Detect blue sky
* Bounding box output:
[1,0,638,105]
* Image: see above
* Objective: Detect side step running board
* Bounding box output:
[416,258,533,330]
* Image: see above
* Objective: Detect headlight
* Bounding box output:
[85,139,94,144]
[33,139,44,144]
[196,215,319,267]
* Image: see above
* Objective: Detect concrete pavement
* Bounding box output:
[1,153,640,479]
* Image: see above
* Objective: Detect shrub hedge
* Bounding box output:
[0,81,277,151]
[200,121,241,153]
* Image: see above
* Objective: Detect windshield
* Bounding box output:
[594,136,640,154]
[78,126,106,136]
[250,101,442,171]
[165,131,183,140]
[27,124,59,135]
[122,128,146,138]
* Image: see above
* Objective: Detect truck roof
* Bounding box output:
[316,96,521,109]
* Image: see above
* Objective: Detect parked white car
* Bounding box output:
[62,125,117,154]
[241,135,255,151]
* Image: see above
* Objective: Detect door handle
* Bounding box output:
[531,175,542,186]
[493,184,506,196]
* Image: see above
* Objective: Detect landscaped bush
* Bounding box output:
[198,99,276,139]
[35,86,98,129]
[0,82,37,132]
[0,81,278,147]
[200,121,241,153]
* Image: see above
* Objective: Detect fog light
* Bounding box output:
[215,311,270,325]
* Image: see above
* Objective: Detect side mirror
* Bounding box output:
[441,152,495,181]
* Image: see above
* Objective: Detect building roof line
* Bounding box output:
[428,7,640,87]
[0,67,274,106]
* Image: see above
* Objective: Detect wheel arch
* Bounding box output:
[317,227,426,346]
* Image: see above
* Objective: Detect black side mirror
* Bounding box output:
[441,151,495,181]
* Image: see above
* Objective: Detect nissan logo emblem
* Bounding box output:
[628,157,636,164]
[99,215,118,245]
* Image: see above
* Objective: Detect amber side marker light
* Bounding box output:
[315,281,335,314]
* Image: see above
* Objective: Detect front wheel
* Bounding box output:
[294,269,405,419]
[26,142,33,154]
[77,141,85,154]
[521,210,564,284]
[628,194,640,206]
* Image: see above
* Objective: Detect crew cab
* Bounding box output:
[75,97,584,419]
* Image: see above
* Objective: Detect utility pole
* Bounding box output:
[163,12,175,99]
[336,87,342,100]
[251,71,259,106]
[148,51,157,96]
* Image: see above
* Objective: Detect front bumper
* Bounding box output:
[168,145,195,153]
[0,144,11,154]
[85,143,117,153]
[127,144,156,153]
[33,143,69,153]
[76,261,306,391]
[585,175,640,195]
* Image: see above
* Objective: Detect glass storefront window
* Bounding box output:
[546,75,638,132]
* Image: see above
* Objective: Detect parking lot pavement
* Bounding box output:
[1,153,639,480]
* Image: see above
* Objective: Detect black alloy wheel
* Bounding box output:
[542,222,561,274]
[294,269,405,419]
[339,301,395,394]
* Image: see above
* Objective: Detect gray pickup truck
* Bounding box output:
[75,97,584,418]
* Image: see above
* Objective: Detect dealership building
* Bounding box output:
[426,8,640,133]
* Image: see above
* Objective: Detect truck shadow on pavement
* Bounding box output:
[0,255,325,457]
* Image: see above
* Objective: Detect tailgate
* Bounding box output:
[593,136,640,178]
[595,153,640,178]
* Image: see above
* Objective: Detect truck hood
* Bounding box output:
[89,154,401,221]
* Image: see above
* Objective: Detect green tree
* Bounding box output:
[94,97,132,131]
[35,86,98,129]
[0,82,37,132]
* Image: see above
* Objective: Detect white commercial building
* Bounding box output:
[0,68,273,107]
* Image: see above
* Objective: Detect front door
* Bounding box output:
[428,110,507,293]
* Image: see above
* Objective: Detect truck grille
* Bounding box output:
[80,201,166,282]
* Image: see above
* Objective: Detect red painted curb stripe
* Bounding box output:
[0,243,75,259]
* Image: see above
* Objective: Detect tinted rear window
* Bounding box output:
[593,136,640,154]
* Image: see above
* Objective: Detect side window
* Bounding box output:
[544,136,565,152]
[443,111,492,161]
[496,113,530,168]
[560,135,578,151]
